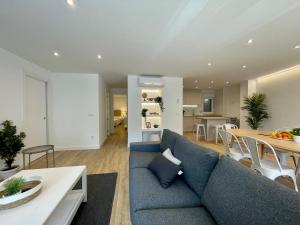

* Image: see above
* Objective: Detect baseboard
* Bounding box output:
[99,136,108,149]
[55,145,100,151]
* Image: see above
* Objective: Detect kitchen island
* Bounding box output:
[199,117,228,141]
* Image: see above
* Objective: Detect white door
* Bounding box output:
[24,76,47,148]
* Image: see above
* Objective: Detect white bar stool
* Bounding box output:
[193,123,206,141]
[213,124,223,144]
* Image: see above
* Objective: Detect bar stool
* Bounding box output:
[193,123,206,141]
[213,124,224,144]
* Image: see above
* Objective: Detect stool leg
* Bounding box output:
[23,153,26,170]
[46,151,49,168]
[196,125,199,141]
[203,126,206,141]
[29,154,31,169]
[53,149,55,167]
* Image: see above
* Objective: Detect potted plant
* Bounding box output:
[3,177,25,197]
[0,120,26,179]
[241,93,270,130]
[291,128,300,143]
[154,96,165,112]
[141,108,148,125]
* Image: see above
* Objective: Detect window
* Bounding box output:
[203,97,213,113]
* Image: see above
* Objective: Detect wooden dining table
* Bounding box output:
[228,128,300,173]
[228,129,300,154]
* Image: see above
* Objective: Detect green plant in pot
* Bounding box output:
[291,128,300,143]
[0,120,26,180]
[3,177,25,197]
[141,108,148,125]
[154,96,165,112]
[241,93,270,130]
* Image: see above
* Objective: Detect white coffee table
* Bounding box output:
[0,166,87,225]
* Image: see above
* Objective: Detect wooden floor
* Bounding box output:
[31,126,299,225]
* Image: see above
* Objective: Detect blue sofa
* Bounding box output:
[129,129,300,225]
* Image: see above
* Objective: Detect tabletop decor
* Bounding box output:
[0,175,43,209]
[271,130,293,141]
[141,108,148,124]
[154,96,165,112]
[291,128,300,143]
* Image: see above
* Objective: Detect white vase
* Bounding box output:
[0,166,20,180]
[293,136,300,143]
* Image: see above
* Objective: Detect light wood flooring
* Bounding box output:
[30,126,299,225]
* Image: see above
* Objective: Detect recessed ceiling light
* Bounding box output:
[208,62,212,66]
[242,65,247,69]
[247,39,253,44]
[208,86,211,89]
[67,0,75,7]
[97,54,102,59]
[195,80,198,83]
[210,80,214,84]
[295,45,300,49]
[195,86,198,89]
[226,81,230,84]
[54,52,59,57]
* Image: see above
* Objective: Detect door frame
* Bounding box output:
[23,74,49,144]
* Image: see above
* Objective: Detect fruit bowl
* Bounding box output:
[271,131,293,141]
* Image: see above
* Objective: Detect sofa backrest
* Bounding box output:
[173,136,219,198]
[160,129,182,153]
[202,156,300,225]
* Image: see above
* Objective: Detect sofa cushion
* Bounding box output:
[130,151,158,169]
[130,168,200,212]
[134,207,216,225]
[174,136,219,198]
[148,154,182,188]
[160,129,181,153]
[202,156,300,225]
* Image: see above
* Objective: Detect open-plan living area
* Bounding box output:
[1,1,300,225]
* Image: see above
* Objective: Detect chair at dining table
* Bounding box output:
[223,123,238,130]
[219,130,251,162]
[242,136,298,192]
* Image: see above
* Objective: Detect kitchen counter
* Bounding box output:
[199,116,228,120]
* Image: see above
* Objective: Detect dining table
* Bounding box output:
[228,128,300,173]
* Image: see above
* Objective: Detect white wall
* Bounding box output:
[48,73,100,150]
[222,84,240,118]
[256,66,300,130]
[99,75,109,146]
[0,48,49,167]
[214,89,223,115]
[162,77,183,134]
[127,76,142,144]
[127,75,183,145]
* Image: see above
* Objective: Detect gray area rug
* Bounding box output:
[71,173,118,225]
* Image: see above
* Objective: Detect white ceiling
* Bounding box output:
[0,0,300,89]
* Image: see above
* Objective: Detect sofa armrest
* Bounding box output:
[130,141,161,152]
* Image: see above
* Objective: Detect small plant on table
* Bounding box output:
[3,177,25,197]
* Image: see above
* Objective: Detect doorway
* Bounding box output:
[112,94,127,136]
[24,75,48,148]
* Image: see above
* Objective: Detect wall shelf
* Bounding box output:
[141,88,162,138]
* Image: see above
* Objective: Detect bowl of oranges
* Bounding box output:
[271,131,293,141]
